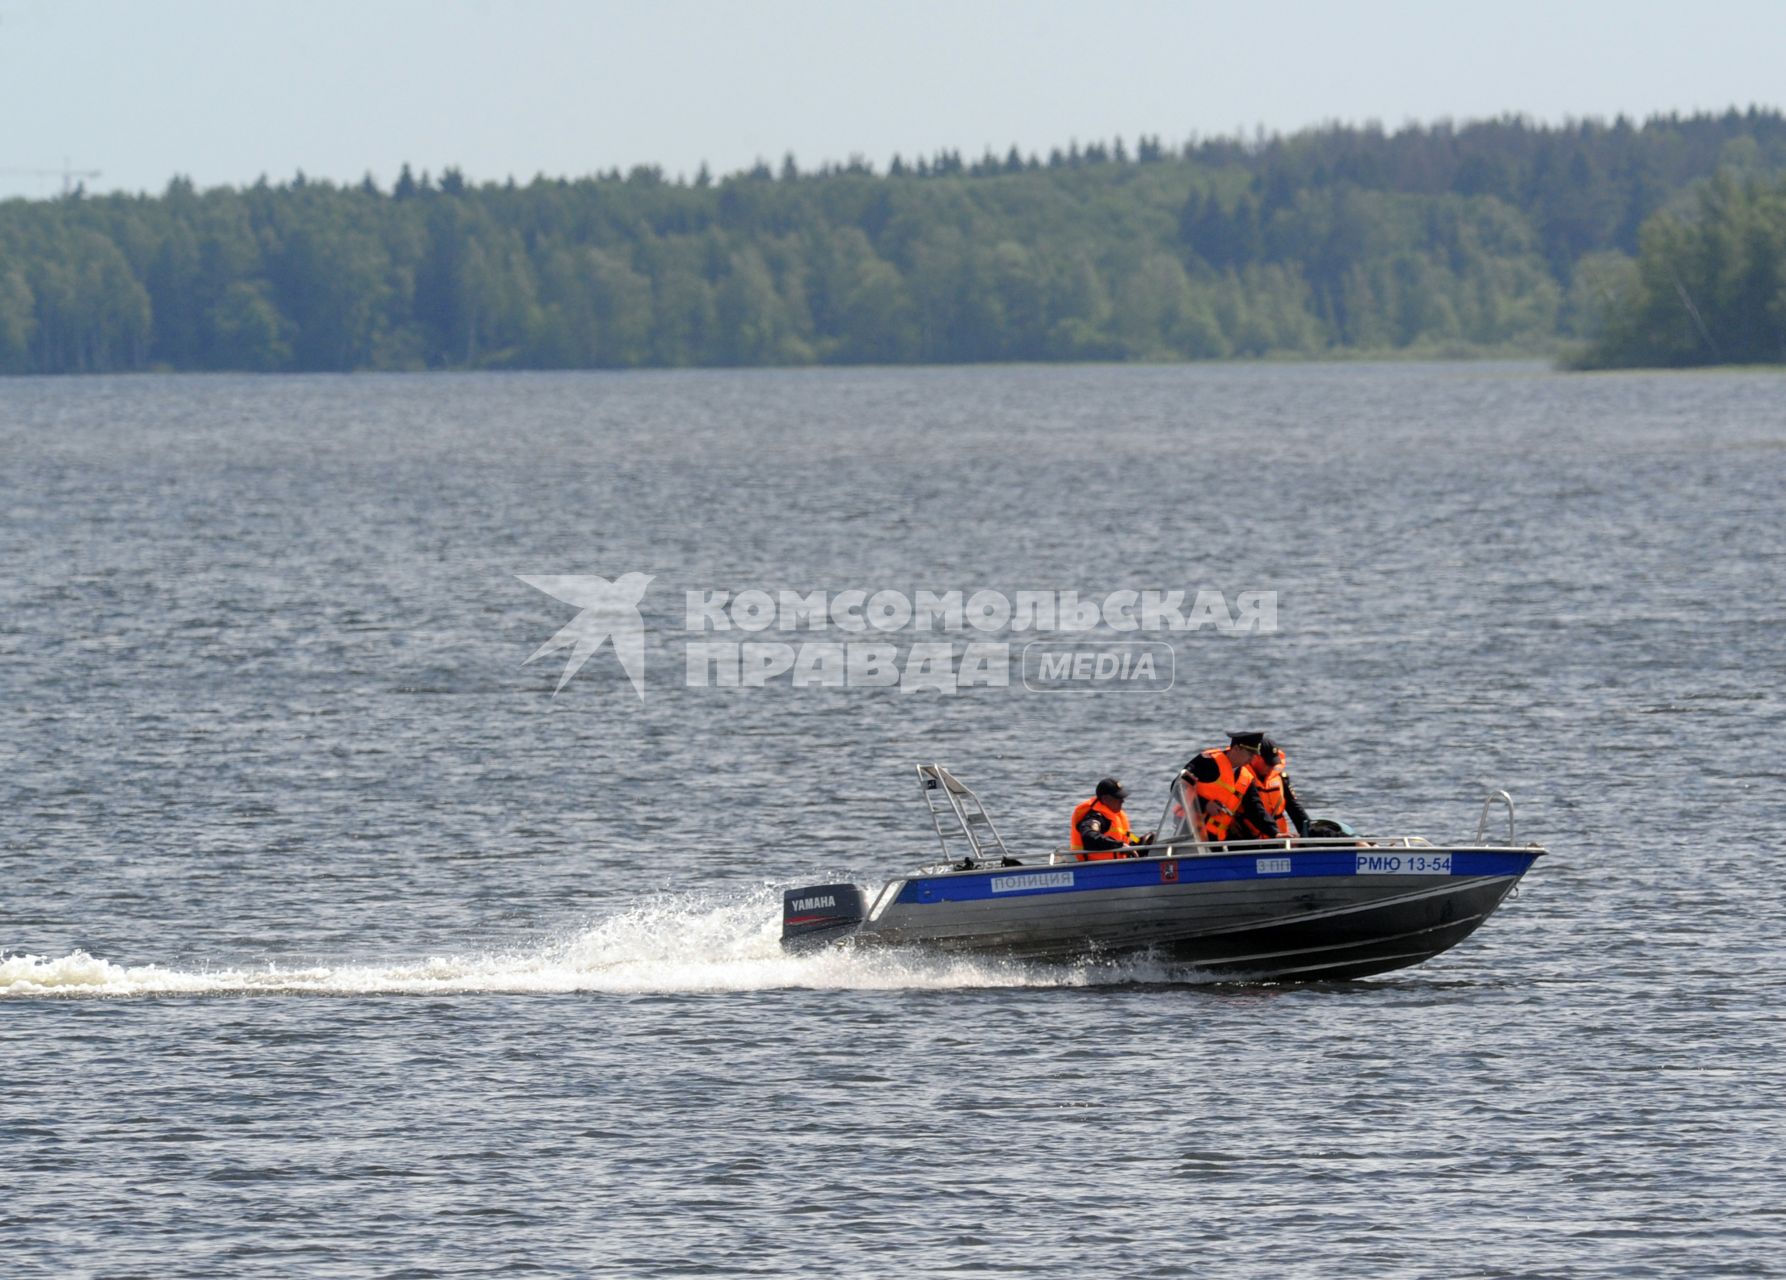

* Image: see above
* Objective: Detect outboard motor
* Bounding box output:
[781,883,867,952]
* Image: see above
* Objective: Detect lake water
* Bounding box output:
[3,362,1784,1277]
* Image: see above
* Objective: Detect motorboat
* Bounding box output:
[781,764,1545,981]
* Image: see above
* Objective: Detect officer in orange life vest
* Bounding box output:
[1181,732,1277,844]
[1249,735,1310,839]
[1069,778,1155,861]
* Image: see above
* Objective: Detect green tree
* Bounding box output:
[209,280,293,370]
[0,263,35,371]
[1581,171,1786,366]
[715,248,795,364]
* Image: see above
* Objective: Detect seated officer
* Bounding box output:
[1069,778,1155,861]
[1249,735,1310,839]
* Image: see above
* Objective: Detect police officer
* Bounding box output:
[1182,732,1277,844]
[1250,735,1310,839]
[1069,778,1155,861]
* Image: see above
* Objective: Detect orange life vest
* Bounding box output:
[1254,752,1291,837]
[1192,748,1256,842]
[1069,796,1132,861]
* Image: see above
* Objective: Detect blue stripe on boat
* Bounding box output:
[895,850,1541,905]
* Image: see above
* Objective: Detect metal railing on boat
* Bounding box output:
[1475,790,1516,843]
[1039,834,1443,866]
[912,833,1546,875]
[905,767,1538,875]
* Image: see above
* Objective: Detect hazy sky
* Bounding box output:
[2,0,1782,200]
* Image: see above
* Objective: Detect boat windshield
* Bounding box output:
[1155,776,1199,844]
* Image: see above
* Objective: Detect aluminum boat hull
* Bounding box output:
[793,846,1542,981]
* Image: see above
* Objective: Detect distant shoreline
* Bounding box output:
[31,355,1786,383]
[4,111,1784,377]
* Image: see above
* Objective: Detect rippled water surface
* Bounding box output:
[4,363,1784,1277]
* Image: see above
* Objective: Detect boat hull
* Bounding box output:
[833,847,1542,981]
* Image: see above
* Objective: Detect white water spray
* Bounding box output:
[0,884,1202,998]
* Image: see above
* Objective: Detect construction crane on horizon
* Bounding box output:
[0,159,103,197]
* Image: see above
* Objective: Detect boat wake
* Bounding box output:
[0,884,1213,999]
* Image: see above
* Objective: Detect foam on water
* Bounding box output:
[0,884,1195,998]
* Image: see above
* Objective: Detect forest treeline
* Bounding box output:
[1572,171,1786,367]
[3,109,1785,375]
